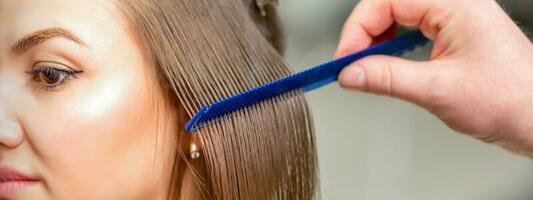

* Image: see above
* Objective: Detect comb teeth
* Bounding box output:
[185,31,430,132]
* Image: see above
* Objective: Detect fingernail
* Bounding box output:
[340,64,366,89]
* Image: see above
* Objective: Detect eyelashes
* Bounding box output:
[25,62,83,92]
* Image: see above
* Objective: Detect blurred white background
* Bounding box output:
[278,1,533,199]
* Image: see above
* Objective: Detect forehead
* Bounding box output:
[0,0,126,52]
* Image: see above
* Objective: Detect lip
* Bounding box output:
[0,167,39,198]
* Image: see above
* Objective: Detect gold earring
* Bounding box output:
[189,135,201,159]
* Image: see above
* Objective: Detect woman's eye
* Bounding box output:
[27,63,83,91]
[36,69,64,85]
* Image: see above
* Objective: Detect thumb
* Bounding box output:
[338,55,435,105]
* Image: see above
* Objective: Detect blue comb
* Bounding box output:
[185,31,430,132]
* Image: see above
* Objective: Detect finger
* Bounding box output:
[335,0,436,58]
[338,55,437,106]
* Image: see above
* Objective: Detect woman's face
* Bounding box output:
[0,0,178,199]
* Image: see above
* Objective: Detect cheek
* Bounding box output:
[23,68,171,197]
[50,73,152,159]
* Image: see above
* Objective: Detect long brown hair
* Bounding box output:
[117,0,317,199]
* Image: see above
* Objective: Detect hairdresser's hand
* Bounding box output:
[335,0,533,157]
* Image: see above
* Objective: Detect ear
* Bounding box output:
[177,132,210,199]
[169,129,207,199]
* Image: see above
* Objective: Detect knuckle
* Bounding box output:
[358,56,394,95]
[381,62,394,96]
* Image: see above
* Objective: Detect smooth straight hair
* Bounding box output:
[118,0,318,199]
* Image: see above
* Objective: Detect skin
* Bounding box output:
[4,0,529,198]
[0,0,184,199]
[336,0,533,157]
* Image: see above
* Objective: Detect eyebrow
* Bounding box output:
[11,28,87,54]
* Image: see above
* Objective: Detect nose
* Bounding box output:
[0,59,24,148]
[0,109,24,148]
[0,89,24,148]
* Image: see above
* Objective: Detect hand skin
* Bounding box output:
[336,0,533,157]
